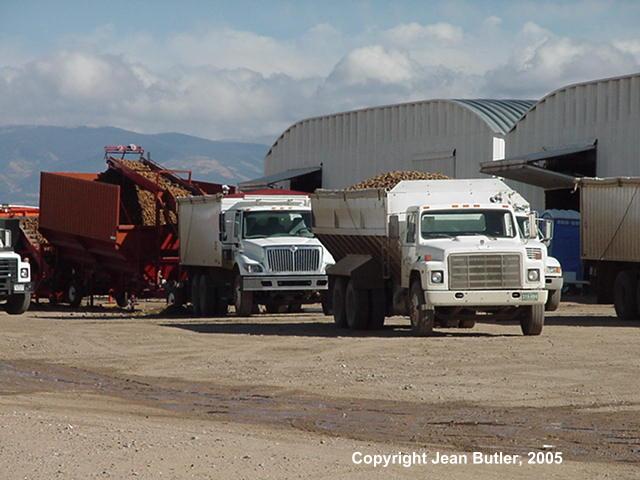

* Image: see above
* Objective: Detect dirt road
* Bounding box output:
[1,300,639,478]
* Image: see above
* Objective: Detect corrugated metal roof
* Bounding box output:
[508,72,640,133]
[451,99,535,135]
[267,98,535,156]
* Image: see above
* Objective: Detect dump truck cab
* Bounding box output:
[401,202,547,308]
[0,227,32,314]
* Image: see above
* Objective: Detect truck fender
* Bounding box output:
[327,255,384,290]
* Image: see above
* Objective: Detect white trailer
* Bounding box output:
[576,177,640,319]
[0,226,32,314]
[311,179,548,336]
[176,190,334,316]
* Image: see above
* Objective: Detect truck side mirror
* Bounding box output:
[527,213,538,239]
[219,214,227,241]
[539,219,554,243]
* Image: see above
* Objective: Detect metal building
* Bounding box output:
[482,73,640,210]
[243,99,534,191]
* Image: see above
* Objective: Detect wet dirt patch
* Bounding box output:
[1,359,638,464]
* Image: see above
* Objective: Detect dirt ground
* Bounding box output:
[1,299,639,479]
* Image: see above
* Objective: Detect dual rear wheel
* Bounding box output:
[331,277,385,331]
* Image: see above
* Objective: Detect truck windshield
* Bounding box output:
[243,211,314,239]
[421,209,516,239]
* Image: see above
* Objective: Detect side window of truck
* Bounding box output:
[406,213,416,244]
[234,212,242,239]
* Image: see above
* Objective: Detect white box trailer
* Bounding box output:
[175,191,334,316]
[312,179,548,336]
[576,177,640,319]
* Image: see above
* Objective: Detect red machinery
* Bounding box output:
[34,146,232,306]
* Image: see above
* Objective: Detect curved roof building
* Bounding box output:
[482,73,640,210]
[246,98,534,191]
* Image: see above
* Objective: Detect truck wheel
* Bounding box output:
[332,277,348,328]
[345,280,369,330]
[520,304,545,335]
[115,291,129,309]
[368,289,385,330]
[5,293,30,314]
[288,302,302,314]
[213,288,228,316]
[234,274,253,317]
[200,274,216,317]
[409,280,434,336]
[614,271,638,320]
[321,291,332,316]
[458,318,476,329]
[545,289,561,311]
[191,274,202,316]
[66,282,83,308]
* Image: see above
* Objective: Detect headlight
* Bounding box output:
[545,266,562,275]
[245,264,263,273]
[19,267,29,279]
[430,271,443,284]
[527,269,540,282]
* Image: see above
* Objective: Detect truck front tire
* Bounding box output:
[345,280,369,330]
[409,280,434,336]
[5,293,30,314]
[614,271,638,320]
[234,274,253,317]
[545,289,561,311]
[520,304,544,335]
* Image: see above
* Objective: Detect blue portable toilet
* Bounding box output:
[541,209,582,284]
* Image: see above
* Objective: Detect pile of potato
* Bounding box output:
[348,170,449,190]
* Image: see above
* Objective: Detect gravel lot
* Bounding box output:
[1,299,639,479]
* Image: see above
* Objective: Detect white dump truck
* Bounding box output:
[0,225,32,314]
[311,179,548,336]
[576,177,640,319]
[176,190,334,316]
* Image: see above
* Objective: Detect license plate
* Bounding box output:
[521,292,538,301]
[13,284,25,292]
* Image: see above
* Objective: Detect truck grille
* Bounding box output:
[266,248,320,272]
[0,258,17,294]
[448,254,521,290]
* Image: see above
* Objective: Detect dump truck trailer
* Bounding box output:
[175,190,334,316]
[35,145,225,307]
[311,179,548,336]
[577,177,640,319]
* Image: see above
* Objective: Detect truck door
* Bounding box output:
[401,210,419,288]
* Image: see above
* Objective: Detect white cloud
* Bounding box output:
[385,22,463,46]
[1,19,639,142]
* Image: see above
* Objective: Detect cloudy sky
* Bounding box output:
[1,0,639,143]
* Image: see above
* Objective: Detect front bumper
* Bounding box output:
[243,275,328,292]
[425,288,548,307]
[0,280,32,298]
[546,275,563,291]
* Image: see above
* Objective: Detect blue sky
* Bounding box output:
[1,0,639,142]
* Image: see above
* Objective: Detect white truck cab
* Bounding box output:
[0,227,32,314]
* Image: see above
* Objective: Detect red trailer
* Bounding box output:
[34,145,231,307]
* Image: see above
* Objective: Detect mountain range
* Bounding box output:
[0,125,269,205]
